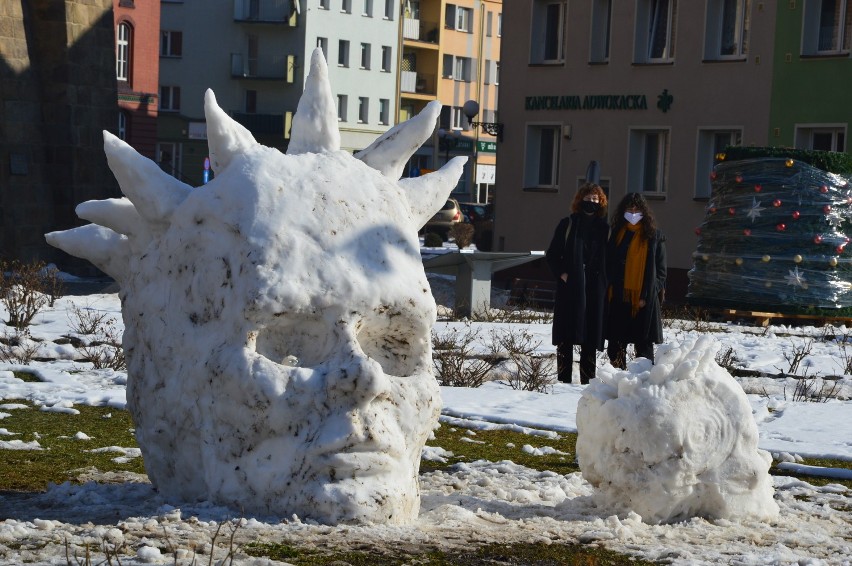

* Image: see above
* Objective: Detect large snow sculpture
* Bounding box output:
[576,336,779,524]
[45,49,465,524]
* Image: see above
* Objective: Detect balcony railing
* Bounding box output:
[400,71,436,95]
[403,18,439,43]
[231,53,291,80]
[233,0,296,24]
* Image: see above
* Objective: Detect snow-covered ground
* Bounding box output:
[1,287,851,565]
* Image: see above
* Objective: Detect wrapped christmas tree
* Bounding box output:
[688,147,852,314]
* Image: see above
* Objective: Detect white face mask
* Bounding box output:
[624,211,643,225]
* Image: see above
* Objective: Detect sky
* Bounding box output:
[0,287,850,565]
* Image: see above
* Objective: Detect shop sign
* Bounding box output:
[525,94,649,111]
[477,141,497,153]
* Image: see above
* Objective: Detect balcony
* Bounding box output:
[233,0,296,24]
[403,18,439,44]
[400,71,436,95]
[231,53,295,81]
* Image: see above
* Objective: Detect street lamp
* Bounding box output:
[462,100,503,142]
[437,128,460,163]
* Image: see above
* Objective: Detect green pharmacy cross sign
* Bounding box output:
[477,141,497,153]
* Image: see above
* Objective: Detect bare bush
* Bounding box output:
[0,326,42,365]
[490,328,552,393]
[785,371,841,403]
[0,260,59,328]
[68,303,114,335]
[75,314,126,371]
[662,304,713,333]
[781,338,814,374]
[715,345,740,373]
[432,324,496,387]
[449,223,475,249]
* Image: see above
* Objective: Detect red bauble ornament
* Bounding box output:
[694,227,701,236]
[792,211,801,219]
[754,184,762,192]
[735,175,743,183]
[728,207,736,215]
[709,207,717,214]
[837,245,846,254]
[772,199,782,207]
[743,228,752,236]
[824,204,832,213]
[777,223,786,231]
[710,171,717,180]
[821,185,829,193]
[814,234,823,244]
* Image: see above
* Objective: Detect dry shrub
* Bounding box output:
[432,323,497,387]
[449,223,475,249]
[490,328,552,393]
[0,260,64,328]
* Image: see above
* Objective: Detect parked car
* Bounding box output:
[458,202,494,251]
[423,198,462,239]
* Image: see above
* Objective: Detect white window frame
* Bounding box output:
[381,45,392,71]
[338,39,350,67]
[589,0,612,63]
[498,12,502,36]
[443,55,472,81]
[530,1,566,64]
[360,43,371,69]
[635,0,677,63]
[159,85,181,111]
[384,0,394,19]
[358,96,369,123]
[116,22,131,81]
[794,123,847,152]
[803,0,851,55]
[337,94,348,121]
[628,128,670,194]
[695,128,743,198]
[379,98,390,125]
[524,124,562,189]
[704,0,750,60]
[363,0,372,16]
[156,142,182,178]
[160,30,182,57]
[451,106,469,130]
[457,6,473,31]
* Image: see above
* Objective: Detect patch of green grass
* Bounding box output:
[11,371,41,383]
[771,456,852,490]
[423,423,579,475]
[0,401,143,491]
[244,541,657,565]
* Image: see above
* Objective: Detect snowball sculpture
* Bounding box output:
[45,49,465,524]
[576,336,779,524]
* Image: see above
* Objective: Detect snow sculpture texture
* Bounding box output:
[576,336,779,524]
[45,49,465,524]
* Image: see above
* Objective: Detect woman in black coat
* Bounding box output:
[605,192,667,368]
[545,183,609,384]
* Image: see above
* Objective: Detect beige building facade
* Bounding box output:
[496,1,778,293]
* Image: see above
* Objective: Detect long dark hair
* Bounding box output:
[570,183,608,217]
[611,192,657,240]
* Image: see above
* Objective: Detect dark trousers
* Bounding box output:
[607,340,654,369]
[557,343,597,384]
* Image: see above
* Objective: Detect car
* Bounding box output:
[458,202,494,251]
[423,198,462,240]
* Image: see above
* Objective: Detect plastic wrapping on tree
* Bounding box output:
[688,157,852,313]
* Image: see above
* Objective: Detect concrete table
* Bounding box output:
[422,250,545,317]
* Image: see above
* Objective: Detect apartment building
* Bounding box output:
[157,0,400,185]
[497,1,851,297]
[401,0,502,203]
[114,0,160,160]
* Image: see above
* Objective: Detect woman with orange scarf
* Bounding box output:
[605,193,667,368]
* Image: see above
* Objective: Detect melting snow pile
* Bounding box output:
[45,49,465,525]
[576,336,779,524]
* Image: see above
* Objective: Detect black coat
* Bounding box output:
[605,227,666,344]
[545,213,609,348]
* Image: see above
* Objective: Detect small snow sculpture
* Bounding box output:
[45,49,465,524]
[576,336,779,524]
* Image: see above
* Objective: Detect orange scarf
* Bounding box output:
[616,224,648,317]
